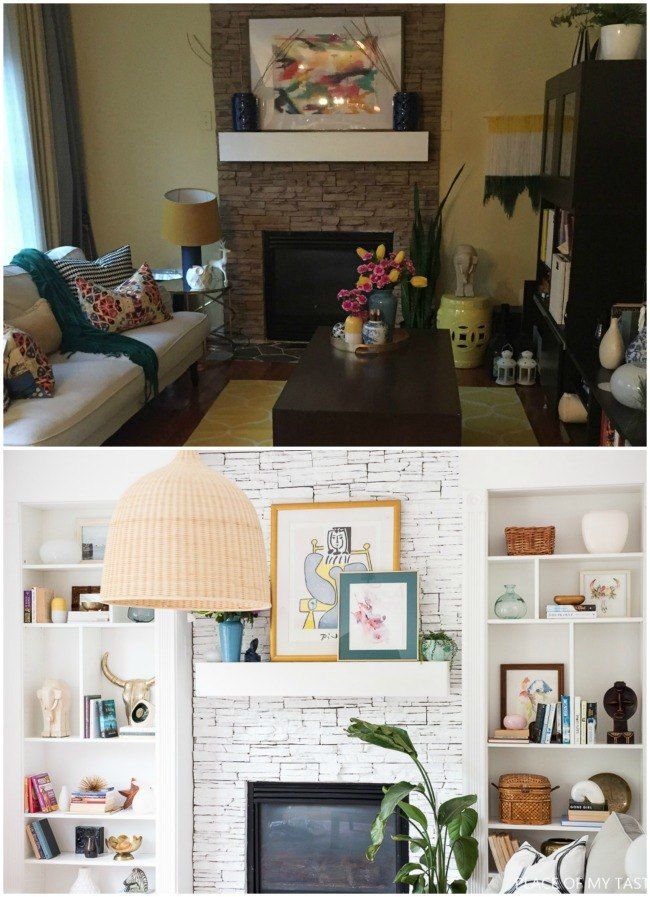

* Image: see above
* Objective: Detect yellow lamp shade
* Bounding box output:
[161,188,222,247]
[100,452,270,612]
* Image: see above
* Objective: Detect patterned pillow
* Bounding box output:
[500,837,587,893]
[54,244,133,293]
[75,262,172,333]
[3,325,55,399]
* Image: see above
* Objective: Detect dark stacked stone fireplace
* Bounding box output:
[246,782,408,893]
[263,231,393,340]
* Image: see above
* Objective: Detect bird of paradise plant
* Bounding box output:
[347,718,478,893]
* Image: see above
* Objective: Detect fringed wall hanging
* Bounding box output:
[483,114,543,218]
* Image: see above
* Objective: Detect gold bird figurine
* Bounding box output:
[106,834,143,861]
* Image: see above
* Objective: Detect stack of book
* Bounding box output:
[546,603,597,620]
[488,728,529,744]
[25,819,60,859]
[24,773,58,813]
[83,696,118,738]
[23,588,54,623]
[562,801,611,829]
[529,700,563,744]
[70,786,124,814]
[560,696,597,744]
[488,833,520,873]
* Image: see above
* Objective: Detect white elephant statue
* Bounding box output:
[185,241,230,291]
[37,678,71,738]
[453,244,478,297]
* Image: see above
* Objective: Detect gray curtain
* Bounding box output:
[41,4,96,257]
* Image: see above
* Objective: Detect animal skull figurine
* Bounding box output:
[37,678,71,737]
[101,653,155,727]
[453,244,478,297]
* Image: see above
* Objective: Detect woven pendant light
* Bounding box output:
[100,451,270,611]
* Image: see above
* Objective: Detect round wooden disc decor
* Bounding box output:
[553,595,585,605]
[589,772,632,813]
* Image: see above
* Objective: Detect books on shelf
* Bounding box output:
[98,700,118,738]
[558,696,597,745]
[489,833,519,873]
[561,814,604,829]
[25,819,60,859]
[84,694,101,739]
[25,774,59,813]
[70,786,124,814]
[567,805,611,823]
[545,604,597,619]
[491,728,529,740]
[23,588,54,624]
[118,725,155,737]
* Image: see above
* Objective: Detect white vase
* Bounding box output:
[131,782,156,815]
[39,539,82,565]
[58,784,71,812]
[582,510,629,554]
[69,868,100,893]
[599,24,645,60]
[599,317,625,370]
[611,363,646,409]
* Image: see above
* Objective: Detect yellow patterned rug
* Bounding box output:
[185,381,537,447]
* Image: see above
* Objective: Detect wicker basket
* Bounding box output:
[492,774,558,825]
[505,526,555,556]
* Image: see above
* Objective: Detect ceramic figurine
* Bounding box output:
[119,778,139,810]
[581,509,629,554]
[37,678,71,737]
[101,652,155,727]
[123,868,149,893]
[208,239,230,288]
[604,681,637,744]
[558,393,588,424]
[69,869,100,894]
[131,782,156,815]
[244,638,261,662]
[453,244,478,297]
[598,316,625,369]
[106,834,143,862]
[84,832,99,859]
[185,264,214,291]
[362,309,388,345]
[610,363,646,409]
[571,779,606,805]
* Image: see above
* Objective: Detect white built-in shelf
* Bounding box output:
[195,660,449,698]
[25,810,155,822]
[23,563,103,571]
[25,736,155,745]
[488,819,602,832]
[218,130,429,163]
[25,852,156,867]
[487,742,642,749]
[488,617,643,625]
[24,622,153,629]
[488,552,643,562]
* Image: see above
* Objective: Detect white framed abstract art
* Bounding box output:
[249,16,403,131]
[270,500,400,660]
[338,571,419,661]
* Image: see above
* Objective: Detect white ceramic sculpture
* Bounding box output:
[558,393,588,424]
[582,509,629,554]
[58,784,71,812]
[131,781,156,815]
[39,539,82,565]
[69,868,100,894]
[185,264,214,291]
[37,678,71,737]
[610,363,646,409]
[453,244,478,297]
[571,779,606,805]
[209,239,230,287]
[599,317,625,370]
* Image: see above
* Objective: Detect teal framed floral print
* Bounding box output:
[338,571,418,661]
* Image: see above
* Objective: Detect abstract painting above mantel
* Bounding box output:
[249,16,402,131]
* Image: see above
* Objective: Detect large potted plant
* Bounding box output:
[347,719,478,893]
[551,5,646,60]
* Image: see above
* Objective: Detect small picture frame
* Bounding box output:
[75,518,109,562]
[338,570,418,661]
[500,663,565,726]
[71,585,108,612]
[579,570,631,618]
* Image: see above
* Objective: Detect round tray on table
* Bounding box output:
[331,329,410,356]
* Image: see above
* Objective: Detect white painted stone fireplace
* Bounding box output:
[192,450,462,892]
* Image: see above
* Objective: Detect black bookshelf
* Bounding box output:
[525,60,646,446]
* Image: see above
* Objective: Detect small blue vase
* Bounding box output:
[368,290,397,340]
[219,620,244,662]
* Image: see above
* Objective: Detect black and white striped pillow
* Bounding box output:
[501,837,587,893]
[54,245,133,295]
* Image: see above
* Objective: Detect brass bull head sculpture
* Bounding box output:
[101,652,155,727]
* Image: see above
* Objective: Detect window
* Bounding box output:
[3,5,45,262]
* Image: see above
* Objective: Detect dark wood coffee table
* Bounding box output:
[272,327,461,446]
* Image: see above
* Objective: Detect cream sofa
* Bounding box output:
[4,247,209,446]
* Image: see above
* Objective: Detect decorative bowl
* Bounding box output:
[554,595,585,606]
[106,834,143,861]
[81,600,104,611]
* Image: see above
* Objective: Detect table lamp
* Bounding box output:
[100,451,270,613]
[162,188,222,292]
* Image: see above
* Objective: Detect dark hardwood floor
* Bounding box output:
[105,359,565,447]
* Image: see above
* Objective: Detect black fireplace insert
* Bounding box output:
[246,781,408,894]
[263,231,394,341]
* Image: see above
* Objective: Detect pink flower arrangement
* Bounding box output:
[338,244,427,317]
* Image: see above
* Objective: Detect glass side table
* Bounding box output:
[153,270,237,361]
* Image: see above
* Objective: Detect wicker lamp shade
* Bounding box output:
[100,452,270,611]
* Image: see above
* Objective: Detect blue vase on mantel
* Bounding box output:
[219,620,244,662]
[368,289,397,341]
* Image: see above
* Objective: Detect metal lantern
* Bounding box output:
[516,350,537,386]
[495,347,516,386]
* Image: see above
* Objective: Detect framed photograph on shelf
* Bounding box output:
[75,518,109,562]
[500,663,565,726]
[579,570,630,618]
[71,585,107,612]
[338,570,418,661]
[270,500,400,661]
[249,16,403,131]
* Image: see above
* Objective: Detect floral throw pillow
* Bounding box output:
[3,325,55,400]
[75,262,172,333]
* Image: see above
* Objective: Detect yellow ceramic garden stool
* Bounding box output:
[437,294,491,369]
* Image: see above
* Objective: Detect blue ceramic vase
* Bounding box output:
[368,289,397,340]
[219,620,244,662]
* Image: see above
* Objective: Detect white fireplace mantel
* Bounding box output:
[195,660,449,698]
[218,131,429,163]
